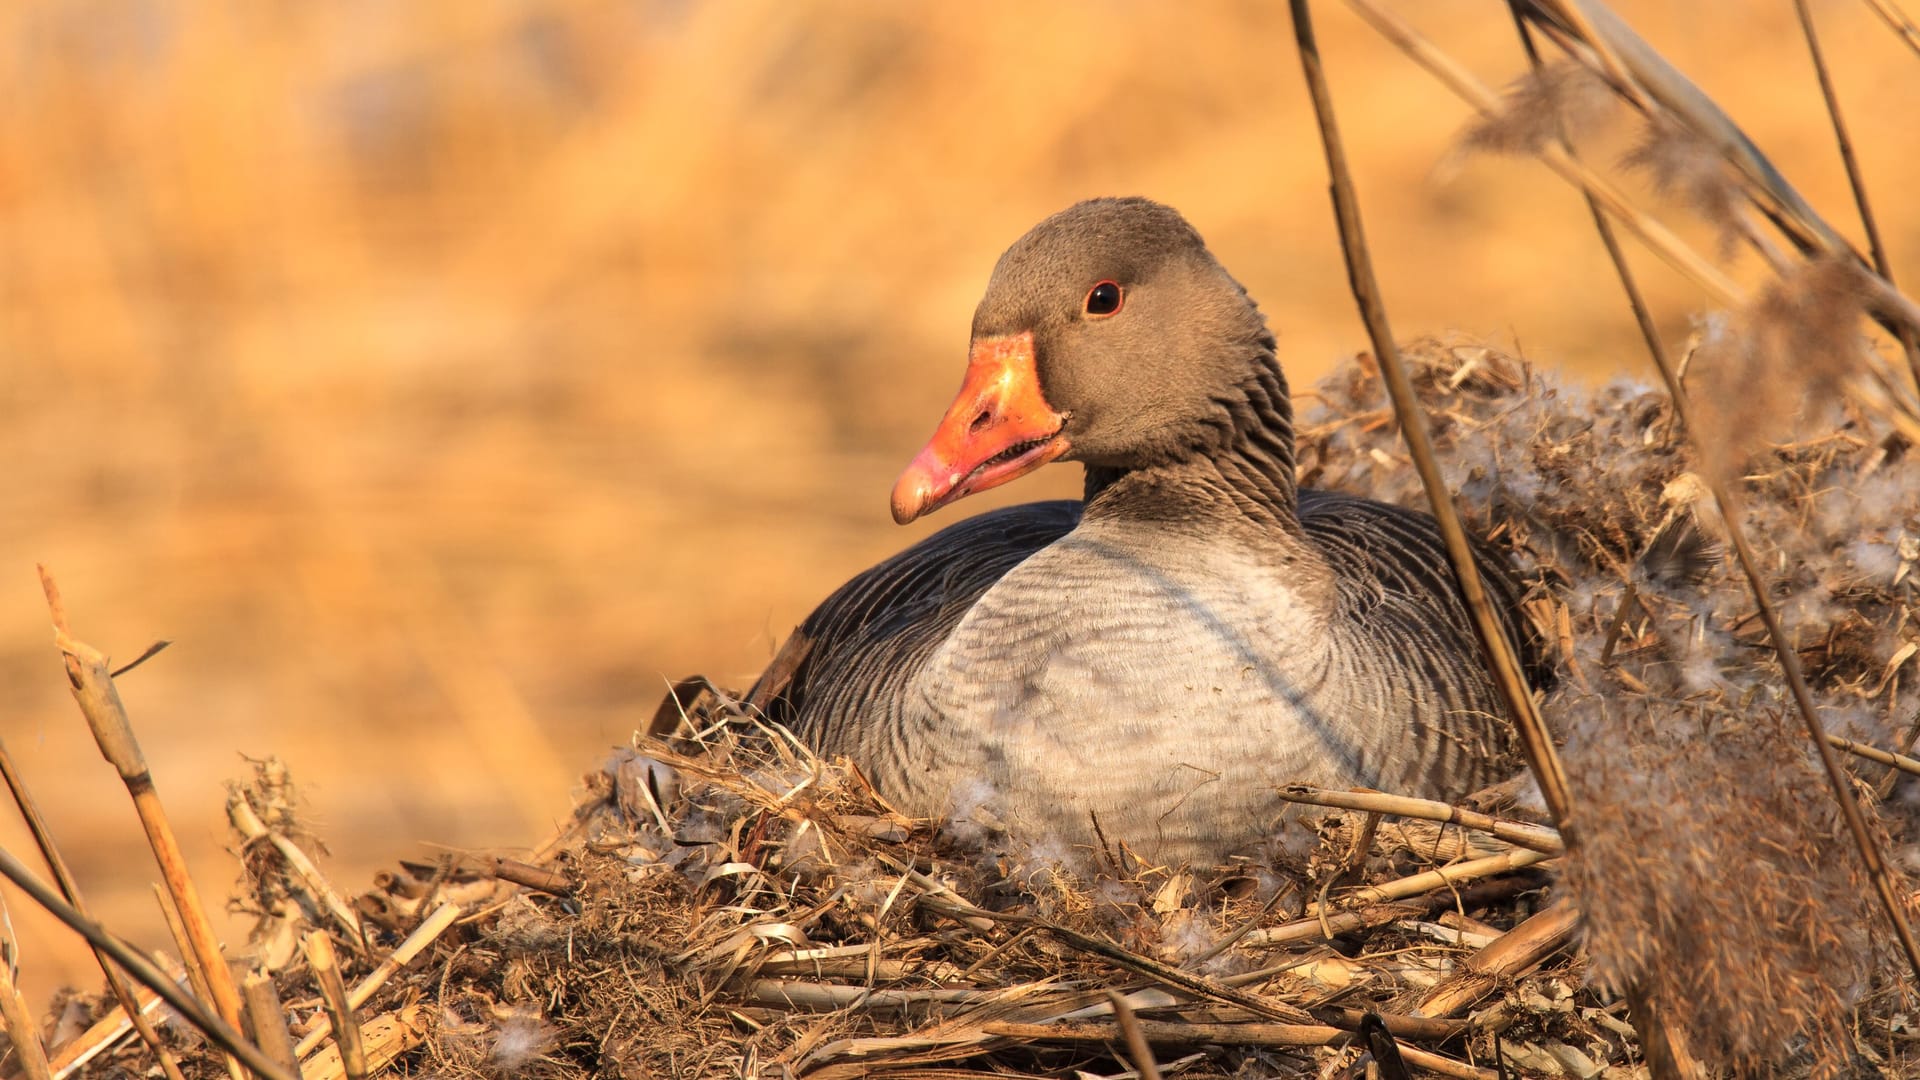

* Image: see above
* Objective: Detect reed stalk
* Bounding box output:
[0,845,296,1080]
[0,739,185,1080]
[35,567,247,1032]
[1287,0,1573,834]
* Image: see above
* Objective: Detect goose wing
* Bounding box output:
[1297,489,1553,691]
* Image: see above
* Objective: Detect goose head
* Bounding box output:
[891,197,1276,524]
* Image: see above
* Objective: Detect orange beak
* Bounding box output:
[890,332,1070,525]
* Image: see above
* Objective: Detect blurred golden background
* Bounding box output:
[3,0,1916,1007]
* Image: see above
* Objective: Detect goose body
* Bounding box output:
[772,198,1542,864]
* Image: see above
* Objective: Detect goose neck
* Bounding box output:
[1083,353,1300,535]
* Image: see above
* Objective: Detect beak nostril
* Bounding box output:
[970,410,993,434]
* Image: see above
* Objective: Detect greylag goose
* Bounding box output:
[768,197,1546,864]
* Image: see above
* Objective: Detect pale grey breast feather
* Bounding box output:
[769,501,1081,757]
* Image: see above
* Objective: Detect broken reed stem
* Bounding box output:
[0,738,186,1080]
[1864,0,1920,60]
[292,902,463,1059]
[1305,849,1554,915]
[1276,784,1564,853]
[485,856,575,897]
[1794,0,1920,388]
[1243,850,1551,948]
[226,791,365,945]
[304,932,367,1080]
[0,930,54,1080]
[0,844,298,1080]
[1106,991,1164,1080]
[47,983,165,1077]
[299,1006,429,1080]
[36,566,247,1032]
[1417,899,1580,1017]
[243,973,300,1076]
[1289,0,1574,833]
[1828,732,1920,778]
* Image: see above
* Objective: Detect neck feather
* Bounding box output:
[1082,346,1300,533]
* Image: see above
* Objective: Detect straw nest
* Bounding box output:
[29,340,1920,1080]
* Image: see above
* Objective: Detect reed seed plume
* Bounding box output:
[1461,60,1617,156]
[1622,116,1746,254]
[1691,256,1872,484]
[1561,699,1884,1078]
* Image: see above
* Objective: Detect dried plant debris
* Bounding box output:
[41,340,1920,1080]
[1301,337,1920,1077]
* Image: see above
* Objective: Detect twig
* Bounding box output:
[304,932,367,1080]
[1275,785,1564,853]
[990,1015,1492,1080]
[36,566,247,1031]
[227,791,365,946]
[0,926,54,1080]
[1598,582,1642,666]
[1289,0,1574,831]
[485,856,575,897]
[242,972,299,1076]
[1107,991,1163,1080]
[1794,0,1920,387]
[0,737,186,1080]
[153,884,246,1080]
[1239,850,1552,950]
[741,980,1009,1011]
[1863,0,1920,61]
[882,857,1314,1025]
[1417,899,1580,1017]
[1305,849,1554,915]
[0,843,298,1080]
[292,902,463,1058]
[982,1017,1345,1048]
[1828,732,1920,778]
[298,1006,428,1080]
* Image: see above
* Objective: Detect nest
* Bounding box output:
[35,341,1920,1080]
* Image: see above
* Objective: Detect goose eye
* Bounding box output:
[1084,281,1123,318]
